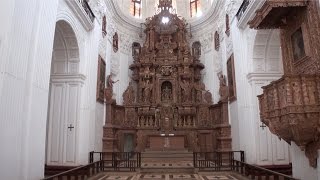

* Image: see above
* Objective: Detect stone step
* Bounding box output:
[141,153,193,157]
[140,167,195,173]
[141,150,193,162]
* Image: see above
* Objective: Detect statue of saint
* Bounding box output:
[106,74,119,90]
[162,86,172,101]
[218,72,228,101]
[123,81,135,105]
[143,79,153,103]
[194,81,205,102]
[180,79,191,102]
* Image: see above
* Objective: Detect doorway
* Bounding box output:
[46,20,82,167]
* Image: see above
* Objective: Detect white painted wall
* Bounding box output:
[0,0,59,179]
[0,0,105,178]
[291,143,320,180]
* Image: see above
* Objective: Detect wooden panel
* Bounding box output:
[149,136,185,151]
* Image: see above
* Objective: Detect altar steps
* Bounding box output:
[141,150,193,162]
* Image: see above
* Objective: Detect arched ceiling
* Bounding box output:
[114,0,216,21]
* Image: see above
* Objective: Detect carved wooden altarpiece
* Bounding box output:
[103,0,231,153]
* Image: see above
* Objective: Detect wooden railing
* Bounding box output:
[90,151,141,171]
[42,161,104,180]
[77,0,95,22]
[233,160,298,180]
[193,151,244,171]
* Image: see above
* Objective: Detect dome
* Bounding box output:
[115,0,216,21]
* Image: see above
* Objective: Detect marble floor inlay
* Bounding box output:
[91,173,243,180]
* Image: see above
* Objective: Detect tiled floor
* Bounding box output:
[93,173,242,180]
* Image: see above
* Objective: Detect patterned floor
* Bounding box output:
[93,173,241,180]
[141,162,193,168]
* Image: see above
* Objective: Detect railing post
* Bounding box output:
[89,151,93,163]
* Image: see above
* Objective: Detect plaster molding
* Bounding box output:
[199,31,214,53]
[50,74,86,84]
[247,72,282,83]
[111,53,120,76]
[88,0,107,24]
[237,0,265,29]
[65,0,94,31]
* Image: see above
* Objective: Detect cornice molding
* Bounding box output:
[50,74,86,84]
[237,0,265,29]
[247,72,283,83]
[65,0,94,31]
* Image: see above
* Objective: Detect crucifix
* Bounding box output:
[260,123,266,130]
[68,124,75,131]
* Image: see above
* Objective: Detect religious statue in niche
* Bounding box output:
[113,32,118,52]
[204,91,213,104]
[123,81,135,105]
[106,74,119,100]
[142,79,153,103]
[103,0,228,154]
[217,72,228,101]
[96,55,106,103]
[226,54,236,101]
[192,41,201,59]
[161,81,173,101]
[132,42,141,60]
[180,79,191,103]
[291,27,306,61]
[194,81,205,102]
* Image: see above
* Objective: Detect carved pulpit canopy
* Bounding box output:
[249,0,308,29]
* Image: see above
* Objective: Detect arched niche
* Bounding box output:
[161,81,173,102]
[251,30,283,74]
[46,20,84,167]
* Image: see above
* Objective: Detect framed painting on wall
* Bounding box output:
[291,27,306,62]
[227,54,236,102]
[96,55,106,103]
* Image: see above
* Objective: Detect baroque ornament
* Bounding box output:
[102,0,231,153]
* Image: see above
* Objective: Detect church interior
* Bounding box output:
[0,0,320,179]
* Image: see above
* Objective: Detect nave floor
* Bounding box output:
[89,172,249,180]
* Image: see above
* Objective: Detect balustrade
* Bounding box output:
[175,115,196,128]
[137,115,159,128]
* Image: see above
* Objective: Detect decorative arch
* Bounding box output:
[46,20,83,167]
[51,20,80,75]
[192,41,201,59]
[132,42,141,59]
[251,30,283,73]
[161,81,173,101]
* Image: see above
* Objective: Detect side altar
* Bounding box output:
[102,0,231,153]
